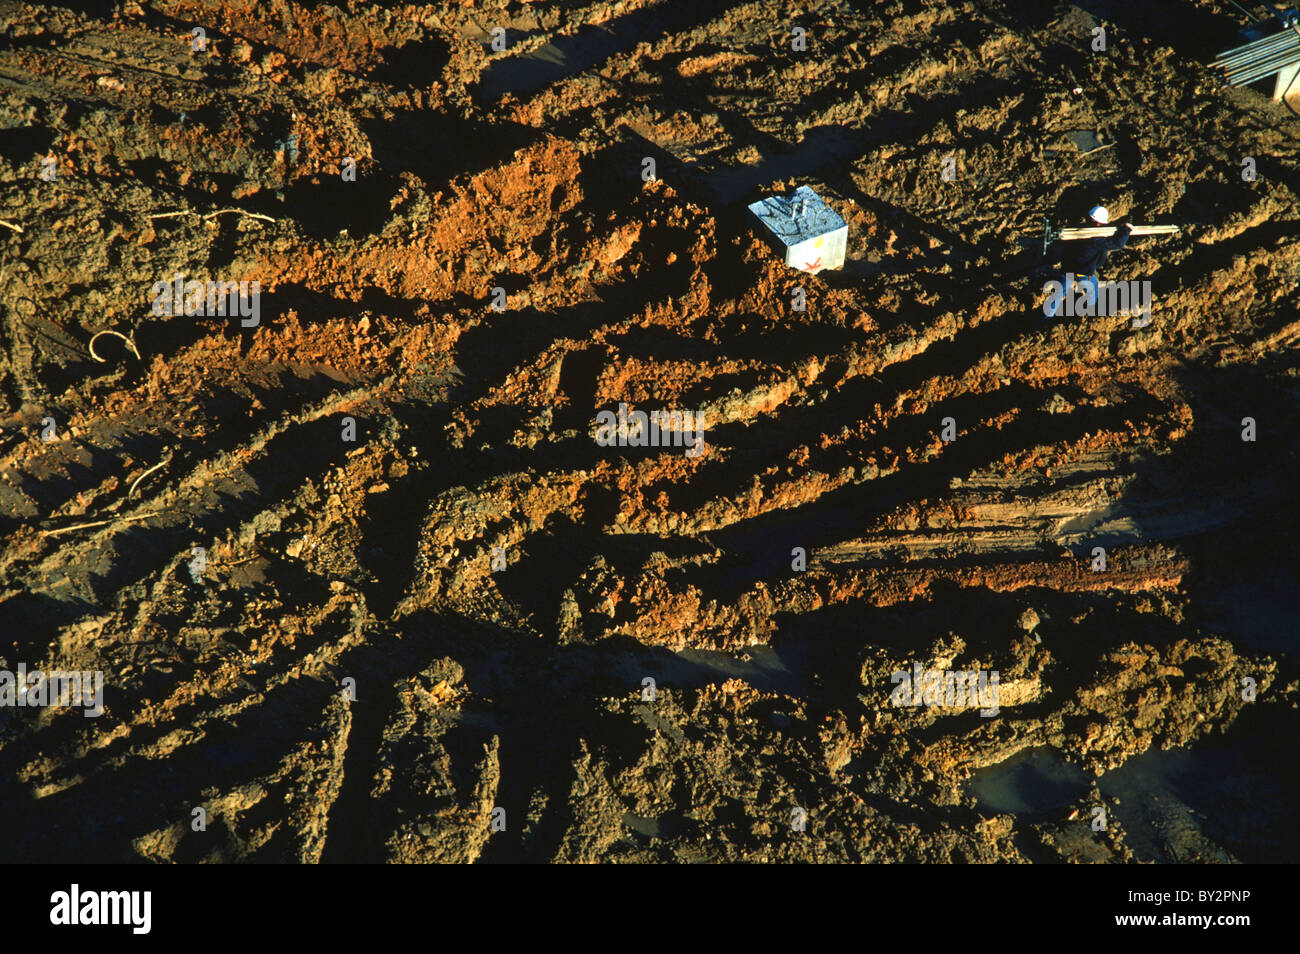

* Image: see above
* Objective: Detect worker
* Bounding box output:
[1043,205,1132,319]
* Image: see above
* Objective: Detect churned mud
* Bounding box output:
[0,0,1297,862]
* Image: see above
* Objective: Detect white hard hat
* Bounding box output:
[1088,206,1110,225]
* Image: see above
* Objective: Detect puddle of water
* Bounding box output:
[968,746,1091,816]
[607,642,809,698]
[1095,745,1224,862]
[968,710,1300,861]
[1064,129,1105,153]
[1097,719,1297,863]
[672,646,805,695]
[621,813,682,839]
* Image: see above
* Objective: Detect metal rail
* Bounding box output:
[1212,18,1300,89]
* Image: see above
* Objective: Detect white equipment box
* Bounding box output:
[748,186,848,274]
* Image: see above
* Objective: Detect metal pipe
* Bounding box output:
[1243,27,1295,45]
[1226,51,1300,84]
[1226,0,1260,22]
[1214,32,1298,58]
[1225,30,1296,52]
[1215,49,1295,71]
[1223,45,1300,73]
[1225,33,1295,54]
[1227,62,1295,85]
[1225,51,1300,77]
[1221,37,1300,63]
[1228,65,1296,86]
[1217,49,1293,71]
[1213,34,1298,65]
[1228,66,1299,86]
[1211,49,1294,70]
[1215,51,1279,68]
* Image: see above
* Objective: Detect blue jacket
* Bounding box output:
[1059,223,1131,276]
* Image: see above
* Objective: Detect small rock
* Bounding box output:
[1045,392,1074,415]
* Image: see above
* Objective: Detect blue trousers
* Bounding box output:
[1044,273,1098,319]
